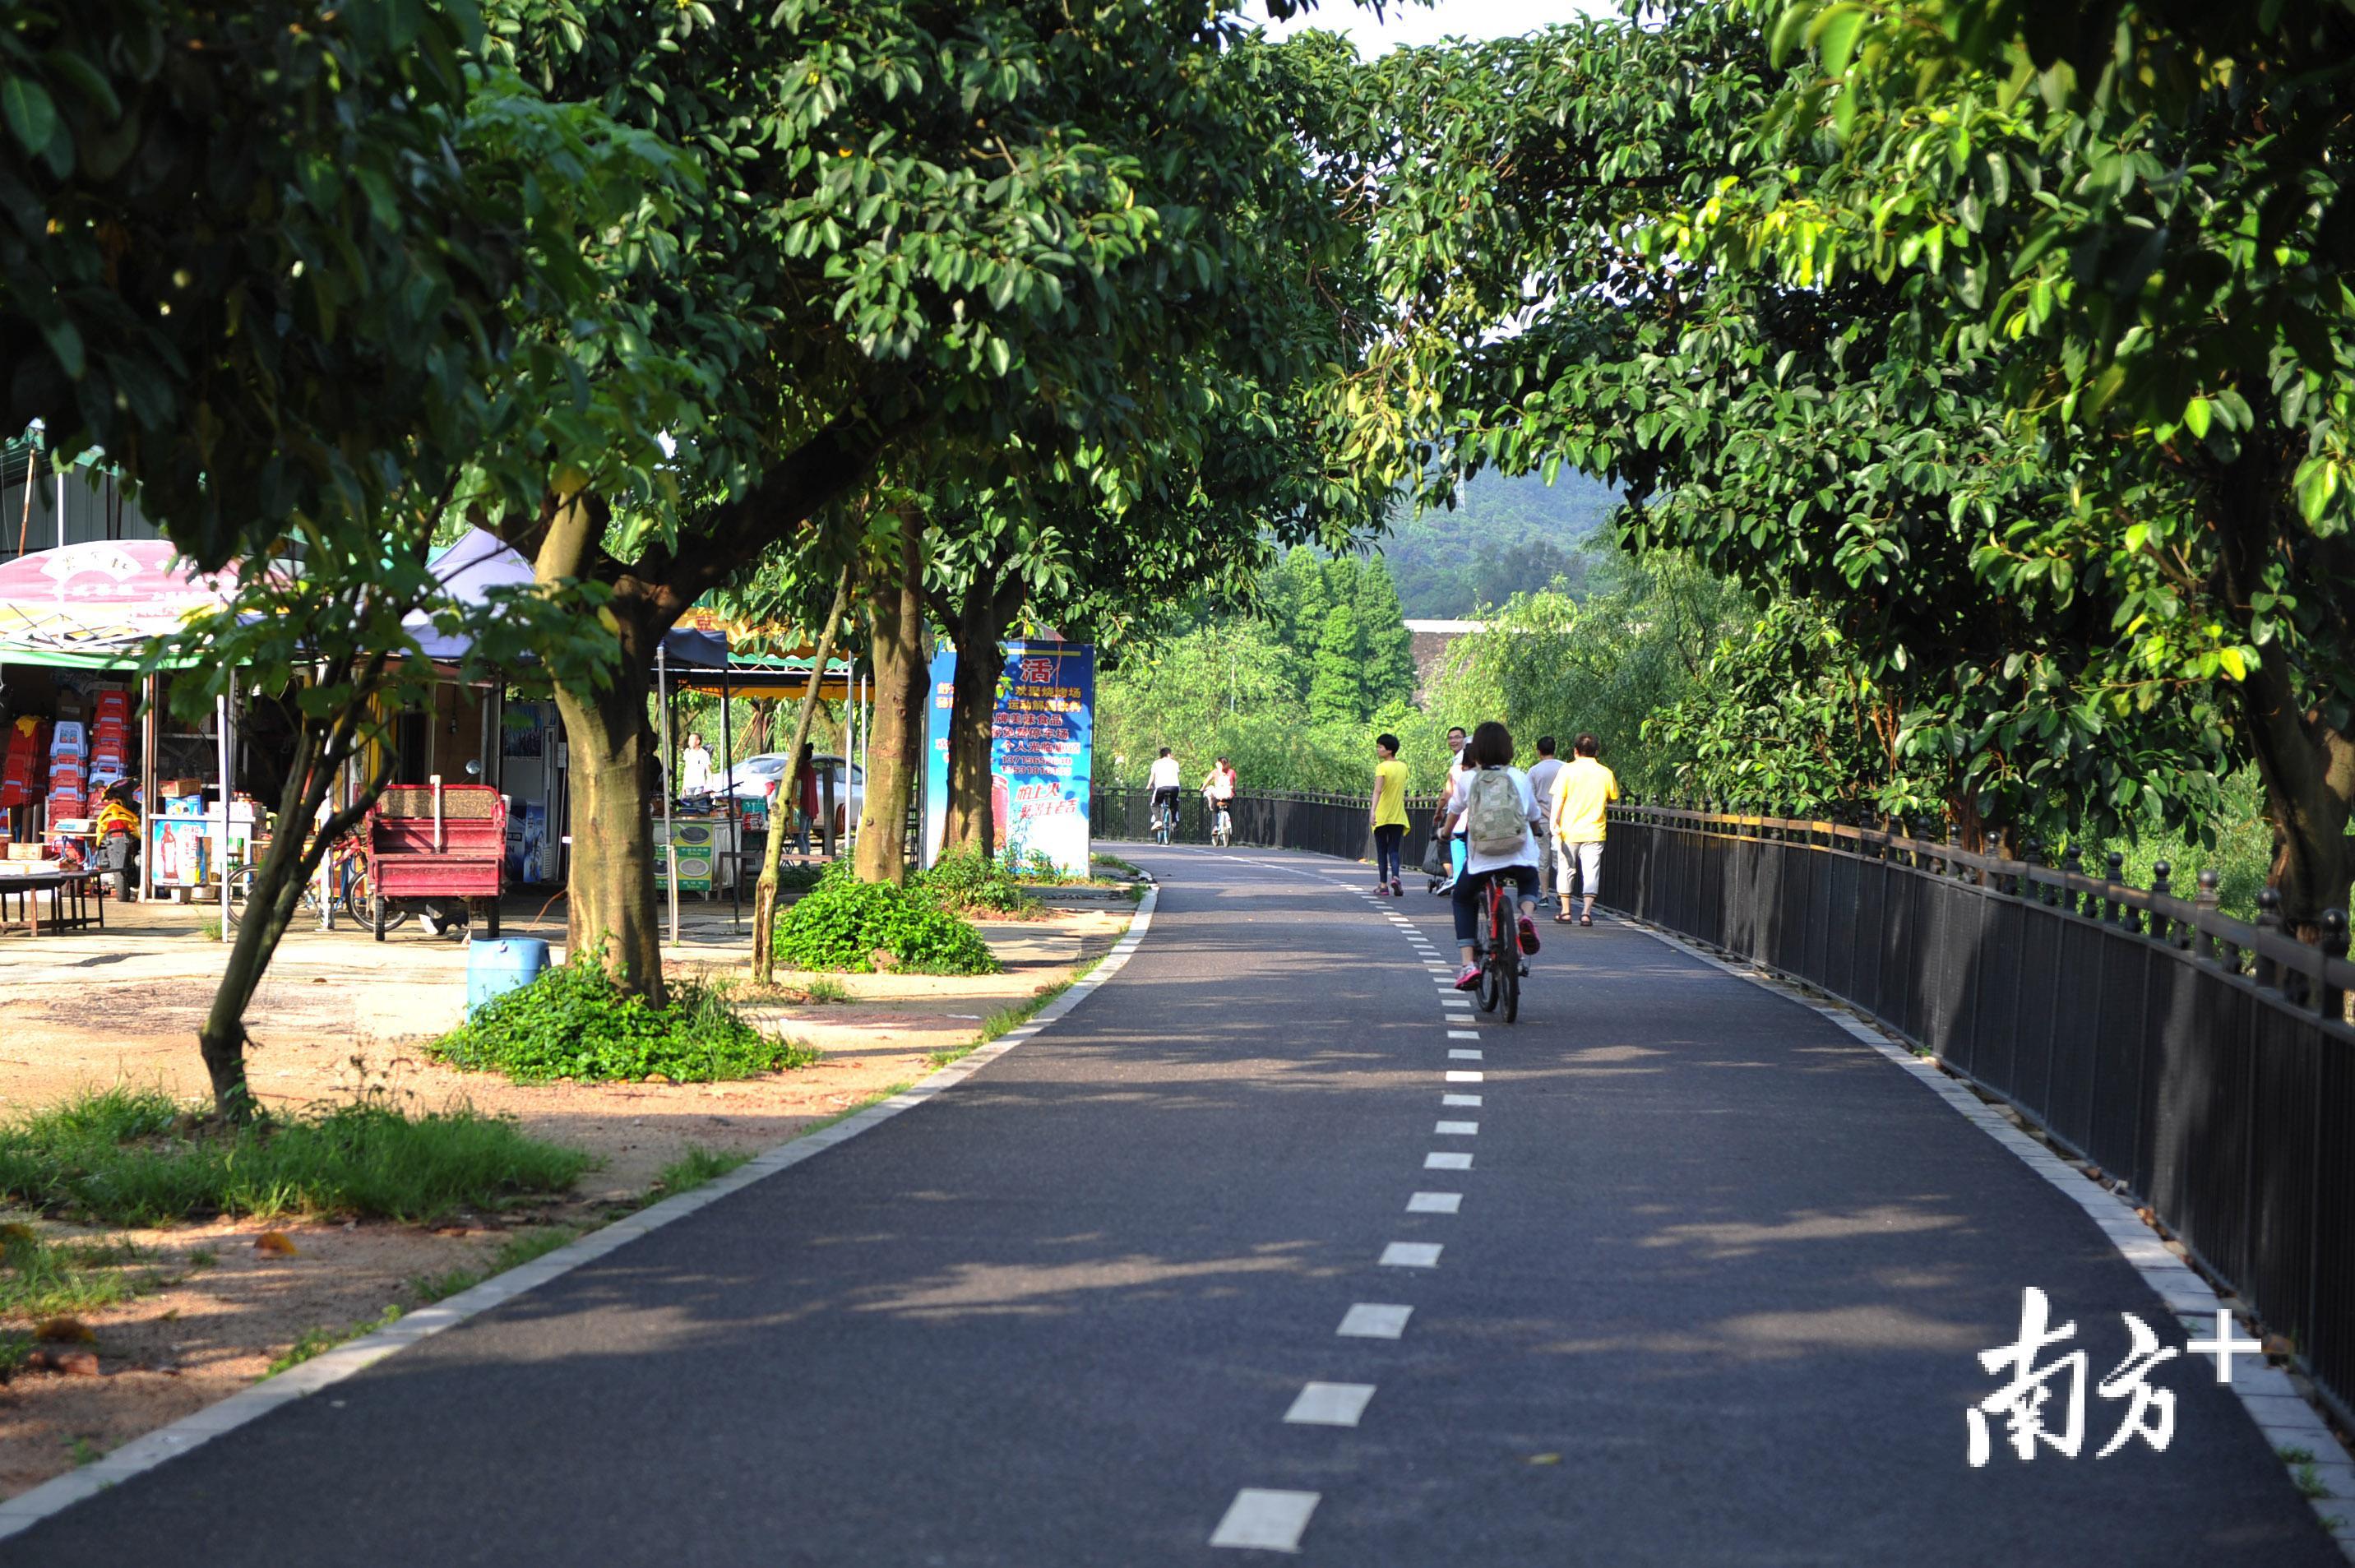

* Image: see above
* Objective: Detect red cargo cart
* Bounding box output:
[364,784,505,940]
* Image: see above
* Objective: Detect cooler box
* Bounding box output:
[466,938,551,1015]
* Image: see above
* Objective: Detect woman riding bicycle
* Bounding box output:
[1446,721,1543,991]
[1201,756,1236,844]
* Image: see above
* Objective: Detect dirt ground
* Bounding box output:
[0,889,1136,1498]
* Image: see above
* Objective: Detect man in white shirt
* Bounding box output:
[1147,747,1182,837]
[1525,735,1564,907]
[1433,725,1470,893]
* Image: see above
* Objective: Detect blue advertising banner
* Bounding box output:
[921,640,1094,877]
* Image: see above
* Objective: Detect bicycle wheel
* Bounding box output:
[1476,895,1502,1012]
[223,867,255,928]
[1491,888,1520,1023]
[341,864,408,932]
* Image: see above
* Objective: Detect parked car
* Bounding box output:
[717,752,863,835]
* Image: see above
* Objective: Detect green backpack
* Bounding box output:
[1465,769,1525,856]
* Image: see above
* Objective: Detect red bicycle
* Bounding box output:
[1472,872,1524,1023]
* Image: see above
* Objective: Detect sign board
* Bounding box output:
[923,640,1094,877]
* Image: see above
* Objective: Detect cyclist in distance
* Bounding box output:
[1147,747,1182,839]
[1445,720,1543,990]
[1203,755,1237,843]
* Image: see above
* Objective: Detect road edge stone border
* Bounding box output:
[0,883,1161,1541]
[1610,911,2355,1561]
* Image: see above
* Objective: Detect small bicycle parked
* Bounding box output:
[224,831,405,932]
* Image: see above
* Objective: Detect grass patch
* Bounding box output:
[408,1224,581,1304]
[1090,852,1143,878]
[2297,1461,2331,1500]
[2281,1445,2320,1465]
[263,1304,402,1379]
[0,1086,590,1228]
[798,975,853,1004]
[430,951,818,1085]
[923,960,1101,1071]
[0,1333,30,1380]
[0,1227,154,1320]
[647,1147,752,1200]
[801,1084,914,1136]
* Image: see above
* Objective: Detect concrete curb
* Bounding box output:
[0,886,1161,1542]
[1608,910,2355,1560]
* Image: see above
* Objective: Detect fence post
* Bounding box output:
[2319,909,2348,1021]
[2256,887,2284,993]
[2149,862,2174,946]
[2195,869,2222,964]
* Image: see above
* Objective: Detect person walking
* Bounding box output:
[1432,724,1472,894]
[1371,733,1409,896]
[1551,732,1621,927]
[1525,735,1564,909]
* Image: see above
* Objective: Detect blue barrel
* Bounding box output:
[466,938,550,1015]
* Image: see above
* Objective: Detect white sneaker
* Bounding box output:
[1433,877,1456,895]
[418,914,440,936]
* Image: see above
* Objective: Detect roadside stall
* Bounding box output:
[0,540,244,929]
[663,636,863,918]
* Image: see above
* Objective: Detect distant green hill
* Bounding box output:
[1380,470,1620,618]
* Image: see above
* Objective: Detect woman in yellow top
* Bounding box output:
[1371,733,1409,896]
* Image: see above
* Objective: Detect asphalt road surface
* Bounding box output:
[6,845,2339,1566]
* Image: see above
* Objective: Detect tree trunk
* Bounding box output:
[553,653,667,1002]
[2240,676,2355,937]
[854,506,926,884]
[752,566,852,983]
[944,572,1025,860]
[197,665,392,1117]
[2212,467,2355,935]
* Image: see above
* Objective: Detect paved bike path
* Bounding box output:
[2,846,2336,1565]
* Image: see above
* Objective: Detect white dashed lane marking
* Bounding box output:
[1424,1151,1473,1170]
[1381,1242,1442,1268]
[1435,1121,1478,1136]
[1442,1093,1482,1107]
[1337,1303,1413,1339]
[1283,1382,1377,1427]
[1448,1049,1482,1060]
[1448,1029,1480,1039]
[1211,1489,1321,1552]
[1445,1070,1484,1083]
[1408,1191,1462,1214]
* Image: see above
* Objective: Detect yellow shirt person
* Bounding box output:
[1551,753,1620,843]
[1372,756,1409,828]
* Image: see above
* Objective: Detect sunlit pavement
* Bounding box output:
[2,844,2338,1566]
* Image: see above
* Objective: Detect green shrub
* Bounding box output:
[0,1229,151,1319]
[0,1088,588,1227]
[1011,849,1080,885]
[921,849,1041,915]
[772,865,1002,975]
[430,952,816,1085]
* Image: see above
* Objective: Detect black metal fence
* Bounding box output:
[1091,787,1446,868]
[1603,803,2355,1427]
